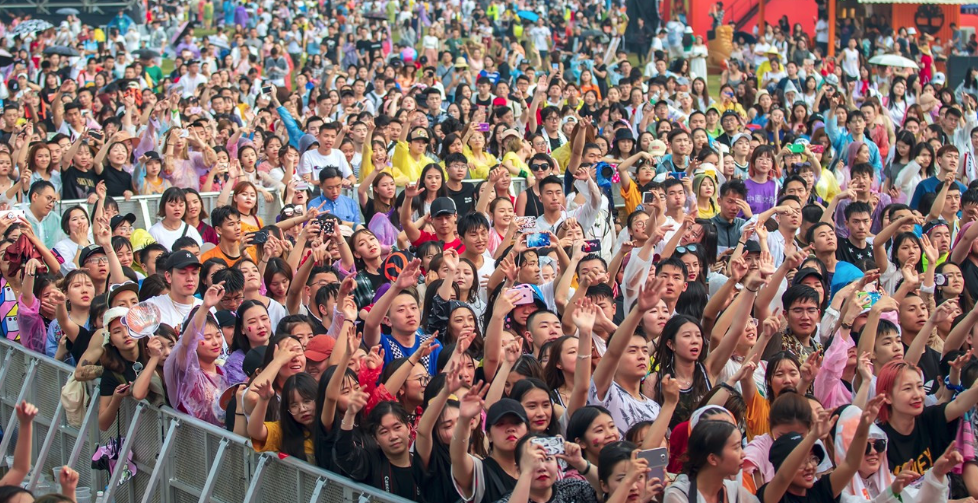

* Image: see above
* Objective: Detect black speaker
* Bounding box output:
[947,56,978,90]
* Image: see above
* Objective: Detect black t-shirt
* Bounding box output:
[100,166,133,197]
[322,35,340,61]
[835,238,873,264]
[362,198,393,226]
[479,456,518,503]
[909,344,942,396]
[99,360,138,397]
[61,166,98,200]
[757,474,837,503]
[879,402,957,476]
[66,326,95,364]
[448,183,477,214]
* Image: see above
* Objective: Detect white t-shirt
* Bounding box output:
[297,148,352,181]
[267,299,288,333]
[145,294,204,330]
[528,26,552,51]
[179,73,208,98]
[588,379,661,436]
[842,47,861,78]
[149,221,204,251]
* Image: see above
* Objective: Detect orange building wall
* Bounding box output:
[890,4,959,43]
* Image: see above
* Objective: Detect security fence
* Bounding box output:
[0,337,414,503]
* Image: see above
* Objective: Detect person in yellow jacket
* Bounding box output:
[391,126,436,186]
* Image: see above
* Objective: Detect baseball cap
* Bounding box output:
[144,150,162,162]
[110,213,137,231]
[486,398,528,426]
[214,310,236,328]
[769,432,825,471]
[792,268,824,286]
[107,281,140,306]
[103,306,130,329]
[430,197,458,217]
[164,250,201,271]
[744,240,762,254]
[79,244,106,265]
[305,336,336,362]
[731,132,752,146]
[649,140,667,157]
[243,346,267,376]
[407,127,430,142]
[721,109,741,121]
[932,72,946,85]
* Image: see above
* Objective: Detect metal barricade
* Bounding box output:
[0,338,411,503]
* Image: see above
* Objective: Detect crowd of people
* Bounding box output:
[0,1,978,502]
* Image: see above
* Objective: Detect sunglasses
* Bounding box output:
[866,439,886,454]
[676,244,699,254]
[530,163,550,172]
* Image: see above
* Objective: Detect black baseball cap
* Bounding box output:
[430,197,457,217]
[144,150,162,162]
[407,126,430,142]
[792,268,823,286]
[107,281,139,306]
[164,250,201,271]
[768,432,825,471]
[214,310,236,328]
[110,213,137,231]
[744,240,762,254]
[486,398,528,426]
[79,244,106,265]
[721,110,741,121]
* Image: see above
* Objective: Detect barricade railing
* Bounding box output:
[0,337,413,503]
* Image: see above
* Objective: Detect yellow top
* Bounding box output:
[252,421,315,460]
[463,145,499,180]
[391,141,435,186]
[620,181,642,216]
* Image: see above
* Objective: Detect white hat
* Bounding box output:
[907,27,917,35]
[933,72,946,85]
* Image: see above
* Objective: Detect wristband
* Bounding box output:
[840,321,853,330]
[580,460,592,476]
[745,285,759,293]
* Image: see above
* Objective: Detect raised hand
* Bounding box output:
[458,381,488,419]
[799,351,823,384]
[857,352,873,382]
[728,255,749,283]
[636,275,666,312]
[15,401,38,423]
[503,338,522,365]
[861,394,886,427]
[146,337,164,359]
[570,298,597,333]
[58,466,79,493]
[363,345,385,370]
[346,389,369,416]
[203,281,226,309]
[811,409,837,440]
[394,259,422,289]
[660,374,680,404]
[252,378,276,401]
[932,442,965,478]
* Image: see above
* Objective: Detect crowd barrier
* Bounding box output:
[0,337,414,503]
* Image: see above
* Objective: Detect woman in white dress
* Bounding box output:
[689,35,709,82]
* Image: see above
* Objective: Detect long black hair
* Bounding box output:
[231,300,270,354]
[510,378,561,436]
[682,420,739,476]
[278,372,318,462]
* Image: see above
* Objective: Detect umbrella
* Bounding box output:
[868,54,919,69]
[11,20,54,37]
[207,35,230,50]
[733,31,757,45]
[0,50,12,67]
[135,49,160,60]
[55,7,80,15]
[43,45,79,57]
[169,21,193,47]
[517,10,539,22]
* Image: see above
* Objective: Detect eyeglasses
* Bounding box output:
[865,439,887,454]
[790,307,820,316]
[676,244,699,254]
[414,375,432,386]
[530,163,550,172]
[86,257,109,265]
[804,455,821,467]
[288,398,315,414]
[748,318,759,327]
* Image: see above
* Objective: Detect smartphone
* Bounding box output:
[583,239,601,253]
[252,230,269,245]
[810,144,825,154]
[788,144,805,154]
[526,232,551,248]
[861,290,882,309]
[507,284,536,306]
[530,436,567,470]
[261,85,273,96]
[322,219,335,236]
[551,62,559,72]
[88,130,103,140]
[0,210,25,221]
[179,129,190,139]
[476,122,491,132]
[514,216,536,232]
[638,447,668,483]
[668,171,687,180]
[642,192,656,205]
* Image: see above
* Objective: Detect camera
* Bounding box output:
[594,161,614,189]
[252,230,269,245]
